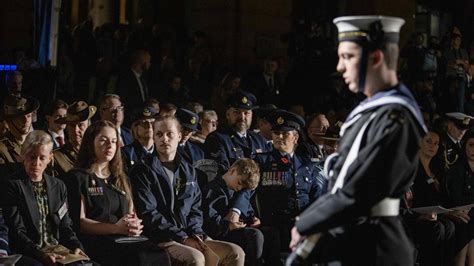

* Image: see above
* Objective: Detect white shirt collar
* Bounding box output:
[447,133,460,144]
[236,132,247,138]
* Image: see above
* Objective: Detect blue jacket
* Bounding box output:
[120,127,133,147]
[122,141,155,174]
[203,127,272,214]
[130,154,206,243]
[177,141,205,165]
[254,150,322,222]
[201,177,254,238]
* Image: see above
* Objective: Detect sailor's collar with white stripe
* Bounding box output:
[340,83,427,136]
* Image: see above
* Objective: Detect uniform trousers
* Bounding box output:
[158,239,245,266]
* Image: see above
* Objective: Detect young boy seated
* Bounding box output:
[202,158,281,266]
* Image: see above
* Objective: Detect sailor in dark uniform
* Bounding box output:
[289,16,427,265]
[255,110,323,249]
[175,108,205,164]
[442,112,472,169]
[122,106,158,174]
[203,91,272,221]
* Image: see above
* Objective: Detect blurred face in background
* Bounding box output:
[7,113,33,137]
[67,120,89,148]
[100,97,124,128]
[47,107,67,133]
[465,138,474,162]
[420,131,440,159]
[200,115,218,136]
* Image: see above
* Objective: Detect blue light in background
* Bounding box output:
[0,65,17,71]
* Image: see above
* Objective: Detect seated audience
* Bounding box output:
[130,115,245,265]
[99,94,133,146]
[43,99,68,150]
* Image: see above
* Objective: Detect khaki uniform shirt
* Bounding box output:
[0,132,23,164]
[51,143,78,177]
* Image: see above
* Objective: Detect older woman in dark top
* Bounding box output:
[2,130,88,265]
[63,120,169,265]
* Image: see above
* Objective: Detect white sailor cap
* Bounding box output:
[333,15,405,44]
[446,112,473,129]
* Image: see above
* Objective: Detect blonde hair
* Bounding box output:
[230,158,260,190]
[21,130,53,156]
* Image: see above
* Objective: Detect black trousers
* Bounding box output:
[220,226,282,266]
[411,217,455,266]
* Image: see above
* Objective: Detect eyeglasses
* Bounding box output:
[138,119,155,127]
[102,106,124,112]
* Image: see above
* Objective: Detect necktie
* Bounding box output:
[268,77,274,90]
[139,76,149,101]
[56,136,64,147]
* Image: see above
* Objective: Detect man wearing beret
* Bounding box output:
[289,16,427,265]
[203,91,272,223]
[0,95,39,175]
[52,101,96,177]
[442,112,473,168]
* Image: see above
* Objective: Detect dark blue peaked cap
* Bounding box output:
[176,108,199,131]
[227,91,257,110]
[271,110,305,132]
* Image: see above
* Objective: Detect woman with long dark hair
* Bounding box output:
[64,120,169,265]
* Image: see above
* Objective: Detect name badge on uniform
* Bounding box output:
[88,186,104,196]
[58,201,68,220]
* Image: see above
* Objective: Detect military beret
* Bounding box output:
[176,108,199,132]
[226,91,257,110]
[271,110,305,132]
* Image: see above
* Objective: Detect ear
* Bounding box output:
[294,131,299,144]
[370,50,384,69]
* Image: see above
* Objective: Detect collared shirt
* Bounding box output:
[49,130,65,148]
[447,133,461,146]
[263,73,274,88]
[31,180,58,248]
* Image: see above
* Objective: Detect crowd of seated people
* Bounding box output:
[0,21,473,265]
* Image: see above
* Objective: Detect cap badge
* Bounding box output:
[277,116,284,125]
[143,108,152,117]
[463,117,470,125]
[190,117,197,125]
[241,97,248,104]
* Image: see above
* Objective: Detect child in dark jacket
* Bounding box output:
[202,158,281,266]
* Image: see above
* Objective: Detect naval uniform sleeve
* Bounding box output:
[296,107,421,235]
